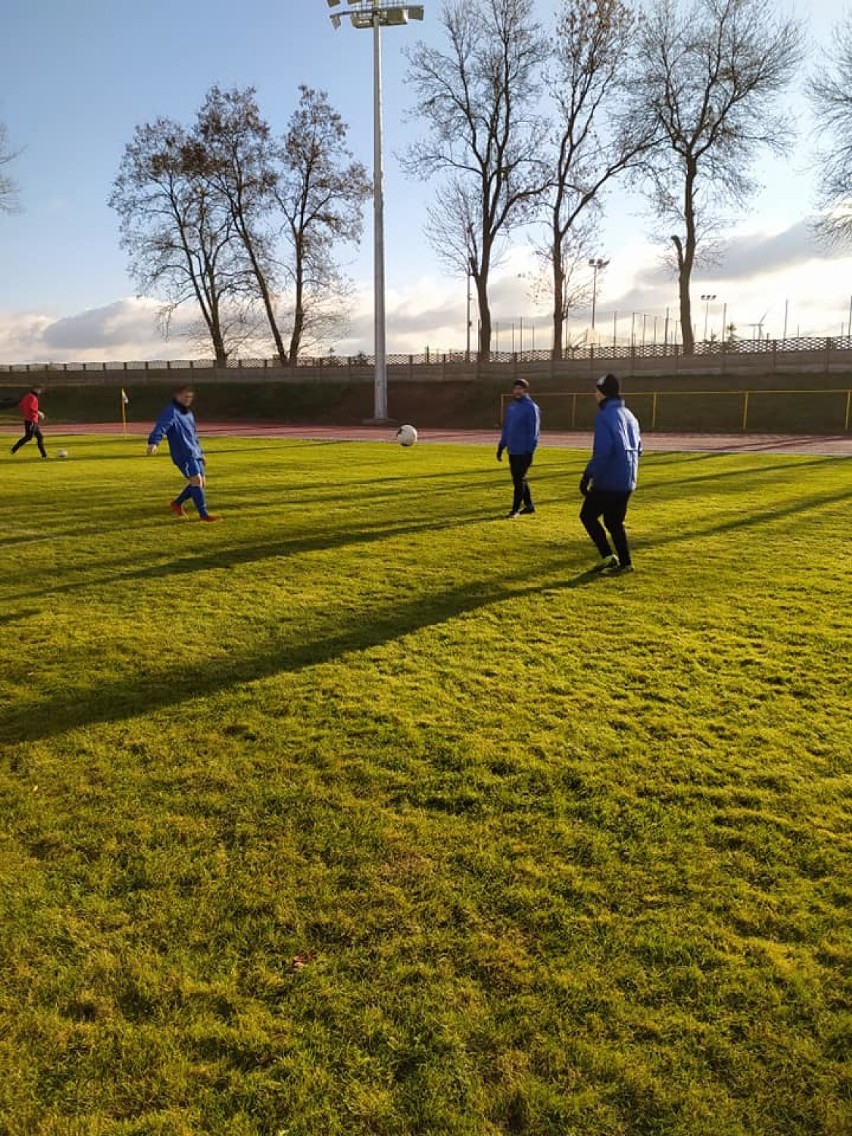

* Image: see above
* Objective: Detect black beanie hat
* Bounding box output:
[596,373,620,398]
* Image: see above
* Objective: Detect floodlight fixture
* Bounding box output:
[588,256,609,330]
[700,293,717,340]
[325,1,426,422]
[329,0,424,28]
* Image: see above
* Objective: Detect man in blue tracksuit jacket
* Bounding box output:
[146,384,220,521]
[579,373,641,574]
[497,378,541,516]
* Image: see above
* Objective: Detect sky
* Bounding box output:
[1,0,851,364]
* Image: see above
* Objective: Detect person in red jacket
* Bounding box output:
[11,386,48,458]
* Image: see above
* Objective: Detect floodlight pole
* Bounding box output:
[466,265,473,362]
[372,13,387,421]
[327,2,424,422]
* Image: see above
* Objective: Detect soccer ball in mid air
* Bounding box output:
[396,424,418,447]
[56,449,69,460]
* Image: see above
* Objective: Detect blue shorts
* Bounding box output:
[177,457,205,479]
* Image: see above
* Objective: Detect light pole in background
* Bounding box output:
[700,293,717,340]
[588,257,609,331]
[327,0,424,421]
[466,264,474,361]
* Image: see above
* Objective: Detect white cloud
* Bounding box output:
[0,298,189,365]
[41,300,161,352]
[715,220,826,279]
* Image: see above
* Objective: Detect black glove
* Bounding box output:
[579,475,590,496]
[496,446,504,462]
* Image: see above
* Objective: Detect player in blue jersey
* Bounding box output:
[580,373,641,574]
[147,385,220,521]
[497,378,541,517]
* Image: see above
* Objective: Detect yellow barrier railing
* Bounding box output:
[499,389,852,434]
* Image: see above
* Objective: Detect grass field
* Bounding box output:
[1,434,850,1136]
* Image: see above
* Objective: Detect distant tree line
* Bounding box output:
[8,0,852,361]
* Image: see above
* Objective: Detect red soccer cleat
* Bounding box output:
[199,514,221,522]
[169,501,188,518]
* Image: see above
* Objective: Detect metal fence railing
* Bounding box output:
[3,333,852,374]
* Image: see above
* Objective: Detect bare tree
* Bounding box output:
[0,121,21,214]
[274,86,371,364]
[109,120,254,365]
[625,0,802,353]
[404,0,548,360]
[809,14,852,247]
[543,0,656,358]
[191,87,289,364]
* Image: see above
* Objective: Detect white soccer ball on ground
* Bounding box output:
[396,424,418,447]
[57,449,69,459]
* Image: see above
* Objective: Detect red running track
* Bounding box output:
[12,422,851,456]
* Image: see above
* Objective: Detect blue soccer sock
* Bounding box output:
[189,485,209,518]
[174,485,193,506]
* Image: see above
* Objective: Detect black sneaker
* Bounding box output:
[591,554,619,573]
[518,506,536,515]
[602,562,634,576]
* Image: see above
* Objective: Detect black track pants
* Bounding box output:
[580,489,632,565]
[11,421,47,457]
[508,452,534,512]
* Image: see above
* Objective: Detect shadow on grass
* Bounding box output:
[0,555,586,744]
[715,434,851,452]
[228,467,571,517]
[207,440,349,453]
[640,443,727,461]
[0,509,510,599]
[561,482,852,548]
[0,471,504,549]
[631,485,852,554]
[0,608,38,626]
[642,454,840,493]
[0,532,61,548]
[5,479,848,599]
[39,442,367,464]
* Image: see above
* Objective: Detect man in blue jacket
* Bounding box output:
[580,373,641,574]
[497,378,540,517]
[147,385,220,521]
